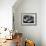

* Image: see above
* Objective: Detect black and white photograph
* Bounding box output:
[21,13,37,26]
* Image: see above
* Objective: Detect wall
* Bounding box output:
[13,0,41,46]
[0,0,16,30]
[41,0,46,46]
[13,0,46,46]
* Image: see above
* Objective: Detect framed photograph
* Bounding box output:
[21,13,37,26]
